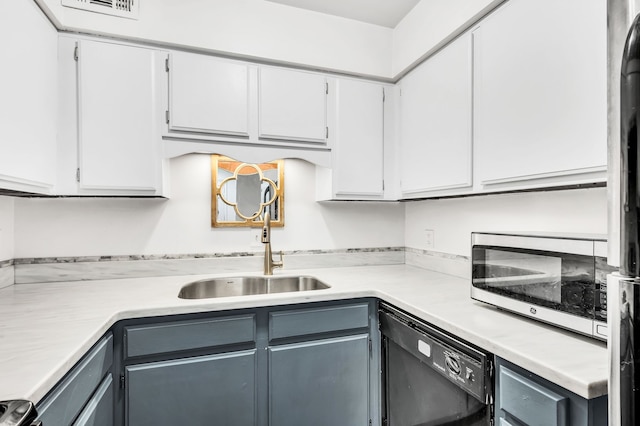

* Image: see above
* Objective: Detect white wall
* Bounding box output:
[405,187,607,257]
[13,155,405,258]
[36,0,393,79]
[0,197,15,261]
[392,0,503,77]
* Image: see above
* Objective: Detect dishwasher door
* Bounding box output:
[380,307,493,426]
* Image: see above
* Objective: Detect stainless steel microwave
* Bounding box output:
[471,232,613,341]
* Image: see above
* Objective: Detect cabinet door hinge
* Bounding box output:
[325,82,329,95]
[382,180,385,191]
[382,87,385,102]
[166,110,170,124]
[76,168,80,183]
[120,374,126,389]
[369,420,372,426]
[325,127,329,139]
[165,57,170,72]
[368,338,372,354]
[73,43,79,61]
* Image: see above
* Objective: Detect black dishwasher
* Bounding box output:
[380,303,494,426]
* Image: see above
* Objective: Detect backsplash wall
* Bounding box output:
[12,155,406,258]
[405,186,608,257]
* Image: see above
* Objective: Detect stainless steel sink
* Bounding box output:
[178,275,330,299]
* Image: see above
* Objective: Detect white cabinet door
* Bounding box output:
[399,33,473,198]
[473,0,607,187]
[77,40,163,193]
[332,79,385,198]
[259,67,327,143]
[169,52,250,137]
[0,0,57,194]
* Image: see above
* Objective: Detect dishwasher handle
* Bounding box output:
[0,400,40,426]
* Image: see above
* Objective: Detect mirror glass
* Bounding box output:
[211,155,284,227]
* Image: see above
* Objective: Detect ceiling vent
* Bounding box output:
[61,0,139,20]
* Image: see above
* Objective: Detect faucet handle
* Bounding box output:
[274,251,284,268]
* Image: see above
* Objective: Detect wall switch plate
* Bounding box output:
[424,229,434,249]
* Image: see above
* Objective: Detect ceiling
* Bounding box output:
[264,0,421,28]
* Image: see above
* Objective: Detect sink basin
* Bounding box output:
[178,275,330,299]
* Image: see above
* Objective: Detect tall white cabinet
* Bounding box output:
[0,0,57,194]
[58,37,166,195]
[399,33,473,198]
[473,0,607,189]
[331,79,385,199]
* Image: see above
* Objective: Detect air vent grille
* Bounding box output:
[61,0,139,20]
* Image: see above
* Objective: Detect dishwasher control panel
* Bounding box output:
[420,333,485,401]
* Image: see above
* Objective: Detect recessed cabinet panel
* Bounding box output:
[72,374,113,426]
[399,33,473,197]
[124,315,255,358]
[169,52,250,136]
[37,334,113,426]
[269,334,369,425]
[77,40,162,192]
[473,0,607,185]
[259,67,327,143]
[333,79,384,197]
[126,351,256,425]
[269,303,369,340]
[0,0,57,193]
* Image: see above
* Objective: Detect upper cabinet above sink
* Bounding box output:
[162,55,334,167]
[168,52,251,138]
[258,67,328,144]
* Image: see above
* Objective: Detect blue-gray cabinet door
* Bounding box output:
[125,350,256,426]
[73,374,113,426]
[269,334,370,426]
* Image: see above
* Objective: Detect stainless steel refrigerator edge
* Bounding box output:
[608,1,640,425]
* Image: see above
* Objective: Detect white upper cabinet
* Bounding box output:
[329,78,385,199]
[258,67,328,144]
[168,52,250,137]
[58,37,165,195]
[0,0,57,194]
[399,33,473,198]
[473,0,607,189]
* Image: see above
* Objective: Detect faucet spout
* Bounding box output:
[262,212,283,275]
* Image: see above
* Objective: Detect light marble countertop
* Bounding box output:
[0,264,607,403]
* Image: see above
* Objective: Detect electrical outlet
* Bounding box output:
[249,228,262,249]
[424,229,434,249]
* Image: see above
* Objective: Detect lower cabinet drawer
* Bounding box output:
[269,303,369,340]
[37,333,113,426]
[124,314,255,358]
[499,366,568,426]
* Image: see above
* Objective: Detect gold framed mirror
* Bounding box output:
[211,155,284,227]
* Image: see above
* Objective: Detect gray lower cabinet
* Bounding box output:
[496,357,607,426]
[116,300,376,426]
[35,300,378,425]
[125,350,256,425]
[73,374,114,426]
[36,333,113,425]
[269,334,370,426]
